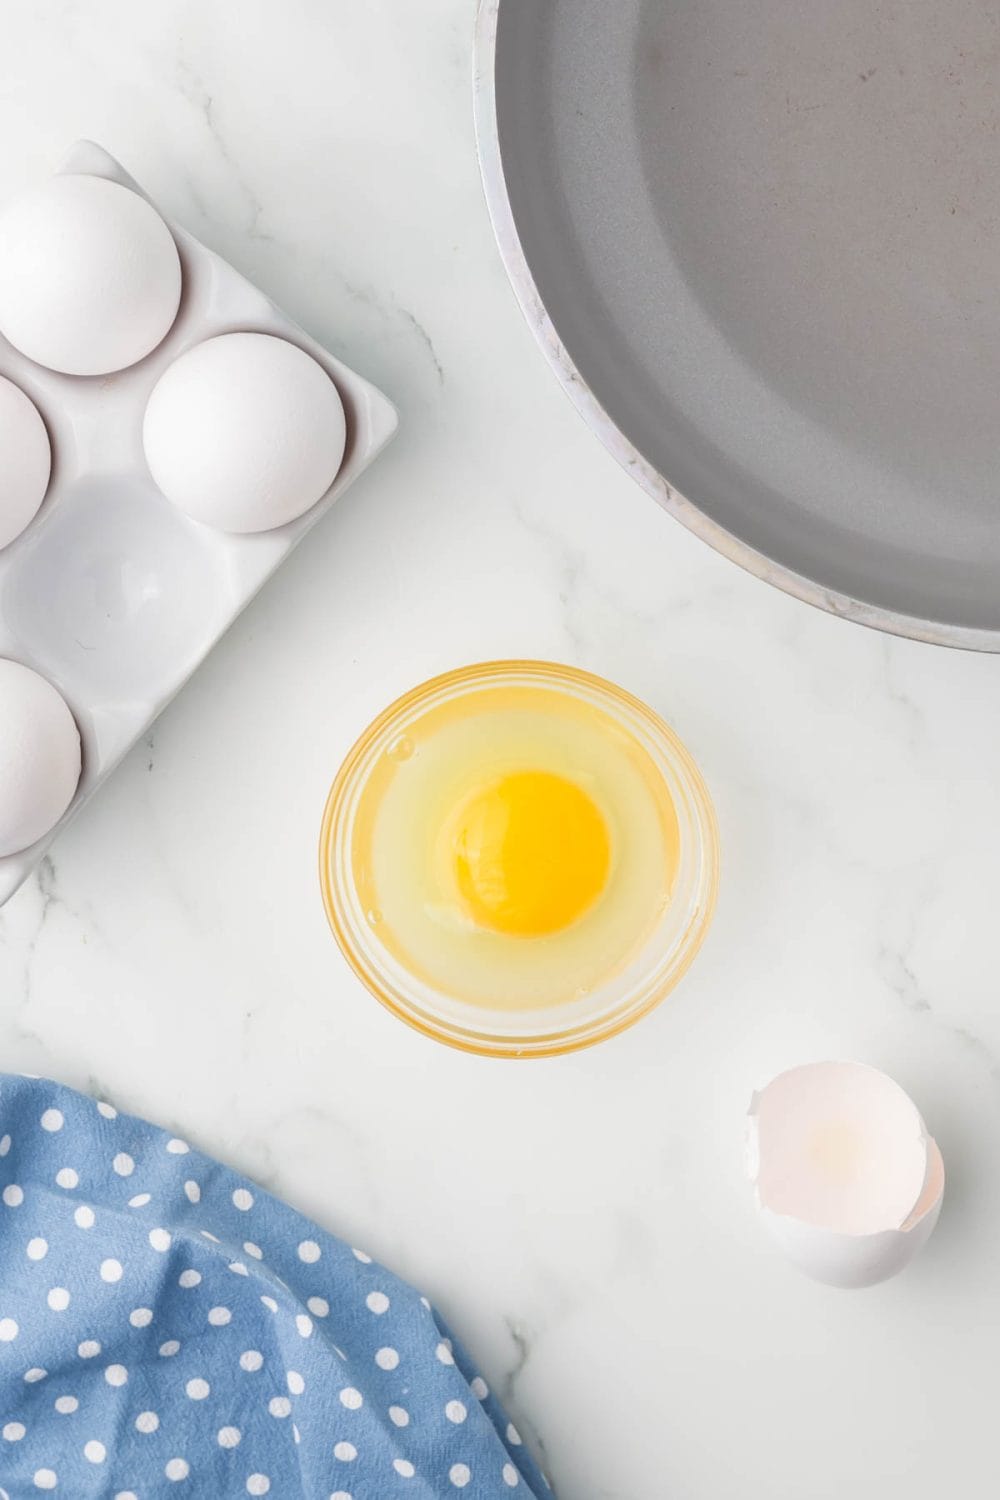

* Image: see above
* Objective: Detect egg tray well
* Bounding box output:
[0,141,398,907]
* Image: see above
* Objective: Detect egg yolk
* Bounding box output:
[448,770,611,937]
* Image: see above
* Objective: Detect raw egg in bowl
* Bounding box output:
[320,662,718,1057]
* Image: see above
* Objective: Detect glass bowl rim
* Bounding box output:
[319,659,720,1058]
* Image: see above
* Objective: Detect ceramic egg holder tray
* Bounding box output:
[0,142,398,907]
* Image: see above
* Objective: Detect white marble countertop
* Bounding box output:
[1,5,998,1497]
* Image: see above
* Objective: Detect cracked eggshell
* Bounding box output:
[747,1061,944,1289]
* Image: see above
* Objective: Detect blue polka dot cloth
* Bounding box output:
[0,1075,549,1499]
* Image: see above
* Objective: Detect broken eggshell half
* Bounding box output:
[747,1061,944,1289]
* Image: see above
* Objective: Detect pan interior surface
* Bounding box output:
[493,0,1000,637]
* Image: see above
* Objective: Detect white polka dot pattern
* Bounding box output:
[0,1076,544,1498]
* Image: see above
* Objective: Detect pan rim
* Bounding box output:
[473,0,1000,654]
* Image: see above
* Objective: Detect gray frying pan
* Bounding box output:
[475,0,1000,650]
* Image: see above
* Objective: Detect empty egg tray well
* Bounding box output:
[0,141,398,906]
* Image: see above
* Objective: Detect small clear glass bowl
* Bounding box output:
[319,661,719,1058]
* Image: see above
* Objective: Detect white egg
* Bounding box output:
[0,660,81,858]
[747,1061,944,1288]
[0,174,181,375]
[142,332,347,533]
[0,377,50,550]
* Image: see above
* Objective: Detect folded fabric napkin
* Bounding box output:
[0,1075,548,1499]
